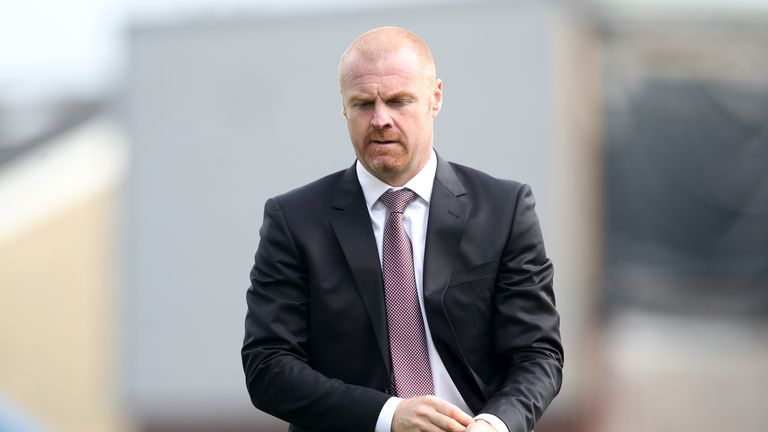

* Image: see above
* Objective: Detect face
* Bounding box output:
[340,47,442,186]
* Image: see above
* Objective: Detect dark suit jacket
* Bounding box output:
[242,155,563,432]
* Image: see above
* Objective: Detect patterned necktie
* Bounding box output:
[379,188,435,397]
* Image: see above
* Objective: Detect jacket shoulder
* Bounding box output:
[447,161,527,195]
[270,168,349,211]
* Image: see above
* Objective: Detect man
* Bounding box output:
[242,26,563,432]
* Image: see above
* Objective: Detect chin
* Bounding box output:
[367,151,406,165]
[366,152,405,171]
[369,160,404,174]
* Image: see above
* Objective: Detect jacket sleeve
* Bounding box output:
[481,184,564,432]
[241,198,390,431]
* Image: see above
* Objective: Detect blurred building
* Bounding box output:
[598,5,768,432]
[0,102,128,432]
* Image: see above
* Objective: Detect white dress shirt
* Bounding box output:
[356,150,508,432]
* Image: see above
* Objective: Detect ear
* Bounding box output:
[339,87,347,118]
[431,79,443,118]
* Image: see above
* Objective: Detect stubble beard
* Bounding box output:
[363,142,411,178]
[367,147,406,172]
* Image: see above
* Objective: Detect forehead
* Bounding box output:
[340,49,431,94]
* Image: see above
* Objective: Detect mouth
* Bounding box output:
[369,139,400,145]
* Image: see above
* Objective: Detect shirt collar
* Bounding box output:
[356,148,437,210]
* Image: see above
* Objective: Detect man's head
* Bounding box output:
[339,26,442,187]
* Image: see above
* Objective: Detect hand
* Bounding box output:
[391,395,475,432]
[464,419,496,432]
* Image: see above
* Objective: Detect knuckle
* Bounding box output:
[411,418,427,430]
[414,405,431,417]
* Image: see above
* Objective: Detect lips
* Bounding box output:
[368,136,401,144]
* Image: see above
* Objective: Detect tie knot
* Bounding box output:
[379,189,417,213]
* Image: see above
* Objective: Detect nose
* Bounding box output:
[371,103,393,129]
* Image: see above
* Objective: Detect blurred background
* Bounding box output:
[1,0,767,431]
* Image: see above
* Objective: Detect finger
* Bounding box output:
[464,420,494,431]
[423,422,454,432]
[425,411,471,432]
[406,412,454,432]
[428,398,474,426]
[393,398,461,432]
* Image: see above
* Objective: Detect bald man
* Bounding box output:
[242,27,563,432]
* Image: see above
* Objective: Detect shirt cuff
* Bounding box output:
[375,396,403,432]
[475,413,509,432]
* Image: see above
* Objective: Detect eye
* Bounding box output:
[351,101,373,109]
[387,98,413,108]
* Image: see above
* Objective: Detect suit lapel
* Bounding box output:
[423,156,486,411]
[423,156,469,301]
[329,165,391,371]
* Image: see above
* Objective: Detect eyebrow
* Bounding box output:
[346,94,373,104]
[382,91,417,101]
[346,90,417,104]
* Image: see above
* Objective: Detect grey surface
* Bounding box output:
[603,78,768,316]
[123,1,562,421]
